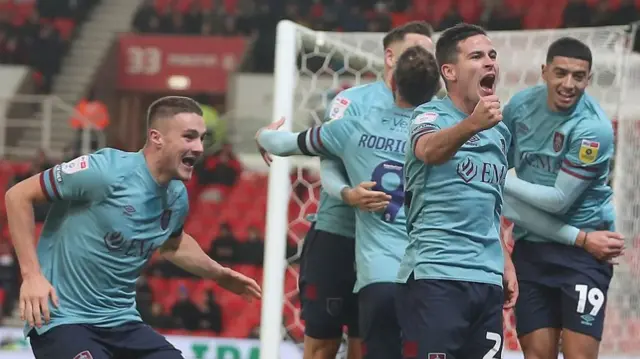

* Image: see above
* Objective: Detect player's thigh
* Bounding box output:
[28,325,111,359]
[303,336,342,359]
[560,273,611,343]
[461,283,504,359]
[515,280,562,338]
[561,329,600,359]
[112,323,182,359]
[395,278,469,358]
[358,282,401,359]
[299,226,357,340]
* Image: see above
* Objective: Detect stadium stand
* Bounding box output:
[0,1,640,358]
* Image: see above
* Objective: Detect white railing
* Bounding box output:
[0,95,106,159]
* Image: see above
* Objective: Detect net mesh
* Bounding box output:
[276,23,640,355]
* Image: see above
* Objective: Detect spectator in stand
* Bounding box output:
[200,289,223,333]
[590,0,615,26]
[241,226,264,265]
[145,302,174,330]
[0,240,19,318]
[209,223,241,265]
[343,5,367,32]
[135,276,153,321]
[31,23,64,93]
[562,0,592,27]
[132,0,157,33]
[184,1,204,34]
[70,89,108,155]
[480,0,523,30]
[171,285,202,331]
[167,12,186,34]
[195,143,242,187]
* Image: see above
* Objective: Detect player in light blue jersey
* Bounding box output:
[257,21,434,359]
[257,46,441,359]
[6,96,261,359]
[502,38,625,359]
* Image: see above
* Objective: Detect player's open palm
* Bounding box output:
[217,267,262,301]
[20,273,59,328]
[470,95,502,130]
[503,258,518,309]
[343,181,391,212]
[255,117,286,166]
[582,231,625,262]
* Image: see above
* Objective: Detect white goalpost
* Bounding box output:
[260,20,640,358]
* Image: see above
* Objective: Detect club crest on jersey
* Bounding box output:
[160,209,172,230]
[61,155,89,174]
[73,351,93,359]
[329,96,350,120]
[428,353,446,359]
[553,132,565,152]
[579,139,600,164]
[414,112,438,124]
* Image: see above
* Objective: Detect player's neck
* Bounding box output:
[141,147,172,186]
[383,67,392,89]
[448,91,476,115]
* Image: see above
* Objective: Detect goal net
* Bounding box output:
[260,20,640,358]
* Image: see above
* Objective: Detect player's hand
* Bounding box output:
[579,231,625,261]
[341,181,391,212]
[468,95,502,131]
[19,273,59,328]
[255,117,285,166]
[216,267,262,301]
[502,257,518,309]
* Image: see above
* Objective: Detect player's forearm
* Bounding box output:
[505,171,590,214]
[160,232,224,279]
[257,130,305,156]
[320,159,350,200]
[502,193,583,246]
[415,120,479,165]
[5,188,42,277]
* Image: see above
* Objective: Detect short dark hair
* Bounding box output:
[146,96,203,128]
[383,21,433,49]
[546,37,592,70]
[435,23,487,69]
[394,46,441,107]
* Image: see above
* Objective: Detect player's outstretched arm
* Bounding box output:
[320,159,391,211]
[503,193,624,260]
[160,231,261,300]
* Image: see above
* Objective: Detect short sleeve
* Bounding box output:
[502,100,520,169]
[323,94,361,122]
[561,120,614,180]
[307,115,359,157]
[39,153,111,202]
[170,187,189,238]
[409,104,453,155]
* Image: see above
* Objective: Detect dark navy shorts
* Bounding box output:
[512,240,613,341]
[358,283,402,359]
[396,275,504,359]
[298,224,359,339]
[28,322,181,359]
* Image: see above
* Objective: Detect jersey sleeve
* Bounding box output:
[409,104,453,156]
[561,120,614,180]
[323,94,361,122]
[299,115,359,157]
[502,100,519,169]
[39,153,112,202]
[170,187,189,238]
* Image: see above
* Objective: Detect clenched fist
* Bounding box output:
[469,95,502,131]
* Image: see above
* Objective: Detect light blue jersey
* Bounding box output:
[31,148,188,335]
[314,81,394,238]
[400,97,510,287]
[503,85,615,243]
[302,106,413,291]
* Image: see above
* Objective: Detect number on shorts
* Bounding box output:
[483,332,502,359]
[370,160,404,222]
[575,284,605,316]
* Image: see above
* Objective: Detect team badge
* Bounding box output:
[329,96,350,120]
[553,132,565,152]
[61,155,89,174]
[160,209,172,230]
[578,139,600,164]
[73,351,93,359]
[428,353,446,359]
[414,112,438,124]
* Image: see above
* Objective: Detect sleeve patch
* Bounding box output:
[578,140,600,164]
[61,155,89,174]
[329,96,350,120]
[413,112,438,124]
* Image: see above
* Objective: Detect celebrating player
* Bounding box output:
[502,37,624,359]
[257,45,441,359]
[259,21,433,359]
[6,96,261,359]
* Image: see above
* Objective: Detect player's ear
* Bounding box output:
[384,47,395,69]
[148,128,163,148]
[440,63,456,83]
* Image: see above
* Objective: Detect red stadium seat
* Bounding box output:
[53,18,75,40]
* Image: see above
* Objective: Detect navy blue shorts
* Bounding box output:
[298,224,359,339]
[512,240,613,340]
[396,275,504,359]
[358,283,402,359]
[28,322,181,359]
